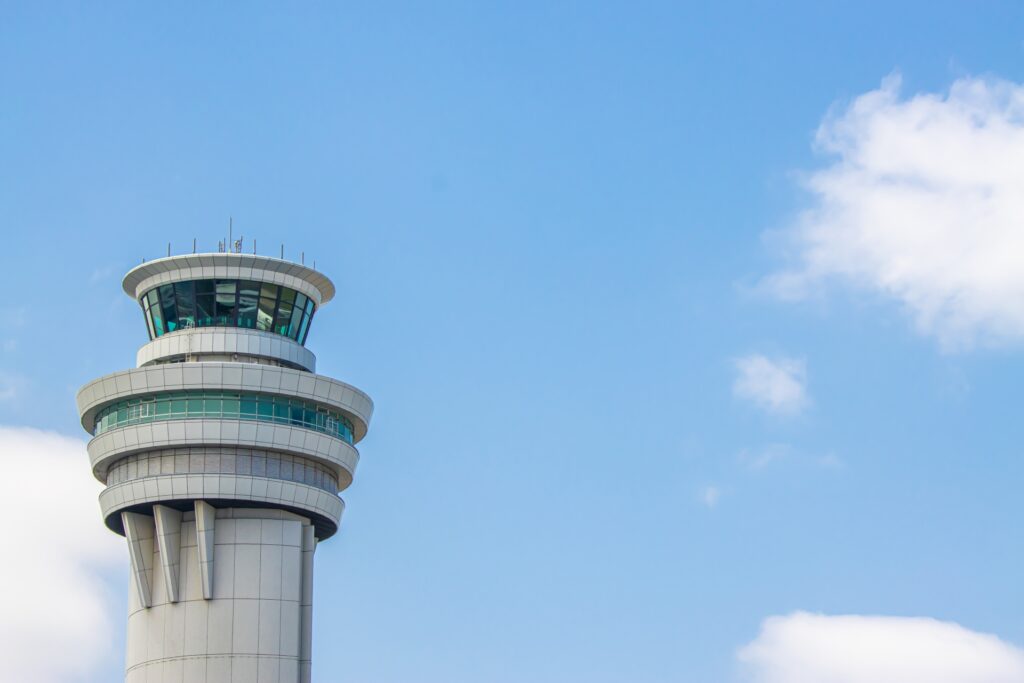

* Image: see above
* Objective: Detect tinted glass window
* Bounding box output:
[194,280,215,327]
[275,288,295,336]
[258,283,279,331]
[300,309,314,344]
[142,299,156,339]
[237,281,259,329]
[175,281,195,328]
[159,284,178,332]
[288,293,306,339]
[147,290,165,336]
[214,280,237,325]
[142,279,316,344]
[94,391,354,443]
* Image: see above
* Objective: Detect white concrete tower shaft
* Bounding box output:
[76,252,373,683]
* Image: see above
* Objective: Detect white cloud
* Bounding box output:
[738,612,1024,683]
[765,73,1024,350]
[699,485,721,508]
[0,426,123,683]
[733,355,808,416]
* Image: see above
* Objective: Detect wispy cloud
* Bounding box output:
[0,427,122,683]
[739,612,1024,683]
[764,73,1024,350]
[733,354,809,416]
[698,485,721,508]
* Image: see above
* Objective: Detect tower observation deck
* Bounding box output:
[76,252,374,683]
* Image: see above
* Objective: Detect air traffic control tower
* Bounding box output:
[76,250,373,683]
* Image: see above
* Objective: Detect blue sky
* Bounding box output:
[4,3,1024,682]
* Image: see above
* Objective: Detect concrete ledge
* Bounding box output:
[137,328,317,372]
[100,474,345,539]
[87,420,359,488]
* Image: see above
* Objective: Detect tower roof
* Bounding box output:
[122,252,336,305]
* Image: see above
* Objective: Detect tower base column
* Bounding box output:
[124,507,316,683]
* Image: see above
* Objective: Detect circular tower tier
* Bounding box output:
[77,361,371,539]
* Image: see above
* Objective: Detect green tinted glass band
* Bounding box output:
[141,279,317,344]
[94,391,354,443]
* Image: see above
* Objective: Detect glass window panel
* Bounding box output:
[147,290,166,337]
[174,281,195,328]
[187,397,203,414]
[159,284,179,332]
[300,310,314,344]
[289,316,302,341]
[297,311,311,345]
[240,396,258,416]
[194,280,215,327]
[257,399,274,418]
[222,397,239,415]
[238,280,259,329]
[215,280,237,325]
[170,398,187,415]
[257,296,277,331]
[260,282,279,299]
[203,397,222,413]
[274,298,293,336]
[143,305,155,340]
[288,294,305,340]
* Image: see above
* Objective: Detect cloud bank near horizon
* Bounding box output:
[0,426,122,683]
[765,74,1024,350]
[739,612,1024,683]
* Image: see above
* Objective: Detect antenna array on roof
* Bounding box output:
[146,220,318,269]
